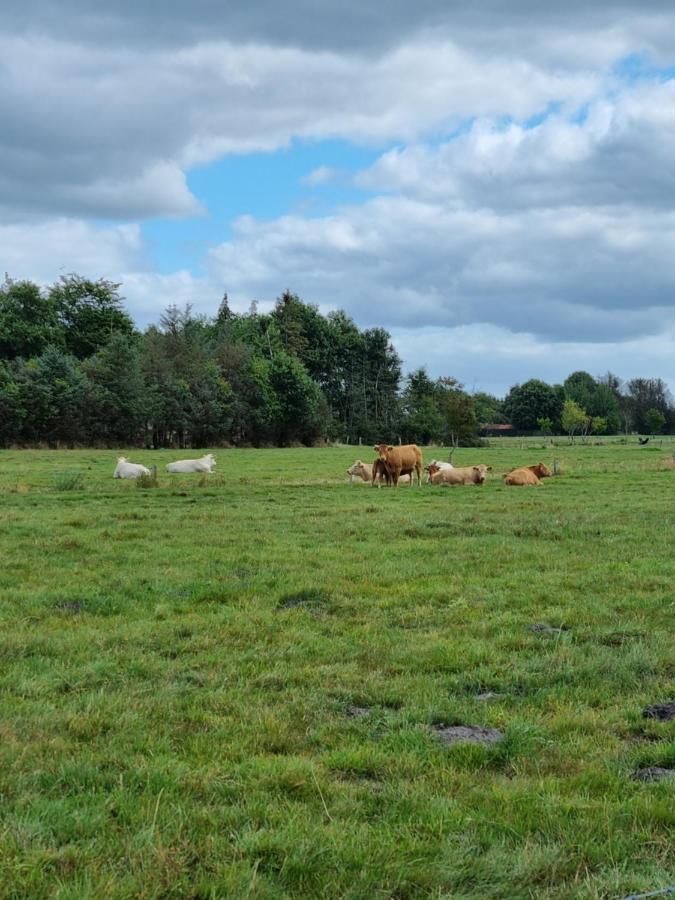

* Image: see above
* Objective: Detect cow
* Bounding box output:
[166,453,216,474]
[348,460,386,485]
[428,463,491,485]
[424,459,454,484]
[347,460,409,486]
[373,443,423,486]
[504,462,552,486]
[113,457,151,479]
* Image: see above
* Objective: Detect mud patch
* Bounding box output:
[433,724,504,746]
[642,702,675,721]
[347,706,371,718]
[529,623,567,635]
[277,587,332,612]
[631,766,675,782]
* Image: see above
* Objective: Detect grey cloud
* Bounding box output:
[359,84,675,212]
[4,1,675,56]
[207,198,675,343]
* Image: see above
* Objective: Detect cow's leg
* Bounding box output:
[392,469,399,487]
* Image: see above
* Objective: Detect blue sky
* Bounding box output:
[2,2,675,395]
[142,139,381,276]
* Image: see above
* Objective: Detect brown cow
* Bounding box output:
[504,462,552,486]
[374,443,423,486]
[429,463,491,485]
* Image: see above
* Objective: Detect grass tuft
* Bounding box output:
[54,470,84,491]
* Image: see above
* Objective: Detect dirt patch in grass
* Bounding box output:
[642,701,675,721]
[529,623,568,635]
[433,724,504,746]
[277,587,333,611]
[631,766,675,782]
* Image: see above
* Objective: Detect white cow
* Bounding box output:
[113,457,151,479]
[166,453,216,474]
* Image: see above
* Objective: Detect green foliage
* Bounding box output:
[536,416,553,434]
[504,379,564,432]
[0,362,25,446]
[16,346,90,446]
[644,407,666,435]
[0,276,63,359]
[53,470,85,491]
[49,274,135,359]
[562,398,588,442]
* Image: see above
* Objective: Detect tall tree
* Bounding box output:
[0,277,63,359]
[504,379,564,432]
[49,274,135,359]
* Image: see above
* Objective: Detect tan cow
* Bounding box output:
[374,443,423,486]
[428,463,492,485]
[424,459,454,483]
[504,462,552,486]
[347,459,408,486]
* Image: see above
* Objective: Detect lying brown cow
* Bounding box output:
[428,462,491,485]
[374,443,423,486]
[504,462,552,486]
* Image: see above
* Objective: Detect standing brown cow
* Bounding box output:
[373,443,423,486]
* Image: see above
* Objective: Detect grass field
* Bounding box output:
[0,442,673,899]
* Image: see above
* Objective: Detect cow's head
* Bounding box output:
[347,460,364,475]
[472,464,491,483]
[534,462,552,478]
[117,456,128,463]
[373,444,393,460]
[428,463,442,477]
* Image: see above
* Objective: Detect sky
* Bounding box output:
[3,1,675,397]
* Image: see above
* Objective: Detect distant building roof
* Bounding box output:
[481,423,514,431]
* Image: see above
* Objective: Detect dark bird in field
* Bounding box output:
[639,437,650,445]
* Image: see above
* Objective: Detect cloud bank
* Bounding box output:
[2,1,675,392]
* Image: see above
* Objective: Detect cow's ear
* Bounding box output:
[387,445,394,452]
[373,445,379,452]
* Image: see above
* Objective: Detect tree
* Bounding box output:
[590,417,607,435]
[564,371,596,411]
[0,361,25,445]
[474,392,507,425]
[16,346,89,446]
[537,417,553,435]
[504,379,564,432]
[625,378,674,434]
[49,274,135,359]
[0,276,63,359]
[82,334,147,444]
[562,399,588,443]
[644,407,666,436]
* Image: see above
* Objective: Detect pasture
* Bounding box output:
[0,442,673,898]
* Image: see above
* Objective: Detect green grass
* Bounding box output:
[0,442,673,898]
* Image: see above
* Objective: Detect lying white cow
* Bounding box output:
[166,453,216,474]
[113,457,151,479]
[424,459,454,484]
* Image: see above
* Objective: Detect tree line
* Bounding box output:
[0,274,673,448]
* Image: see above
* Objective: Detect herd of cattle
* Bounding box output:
[348,444,553,487]
[111,444,552,487]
